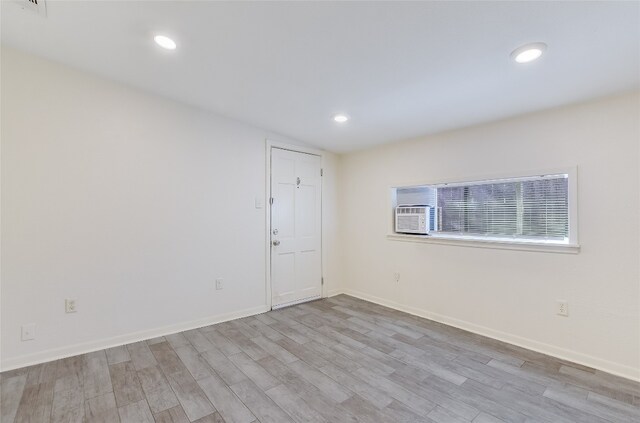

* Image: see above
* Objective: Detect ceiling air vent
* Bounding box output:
[17,0,47,16]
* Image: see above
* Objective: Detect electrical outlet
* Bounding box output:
[557,300,569,316]
[65,299,77,313]
[215,278,223,290]
[21,324,36,341]
[394,272,400,283]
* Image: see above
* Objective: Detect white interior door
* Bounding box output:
[270,148,322,309]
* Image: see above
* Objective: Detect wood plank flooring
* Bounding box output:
[1,294,639,422]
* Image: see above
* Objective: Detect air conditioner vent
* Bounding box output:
[395,205,431,235]
[17,0,47,16]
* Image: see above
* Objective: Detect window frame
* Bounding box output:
[388,167,579,253]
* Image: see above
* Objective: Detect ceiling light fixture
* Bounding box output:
[333,114,350,123]
[154,35,177,50]
[511,42,546,64]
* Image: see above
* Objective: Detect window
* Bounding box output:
[393,172,574,246]
[436,175,568,241]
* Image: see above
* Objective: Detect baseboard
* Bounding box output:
[0,304,270,372]
[327,289,345,297]
[343,288,640,382]
[6,291,637,382]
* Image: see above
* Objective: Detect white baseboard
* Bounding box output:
[1,304,270,372]
[6,290,637,382]
[327,289,344,297]
[343,288,640,382]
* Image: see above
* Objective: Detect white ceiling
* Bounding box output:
[2,1,638,153]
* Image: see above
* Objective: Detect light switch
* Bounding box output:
[255,197,264,209]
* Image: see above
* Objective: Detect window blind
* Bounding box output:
[436,175,569,241]
[396,186,436,207]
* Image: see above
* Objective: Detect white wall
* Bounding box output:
[2,45,638,382]
[339,92,640,380]
[0,47,341,370]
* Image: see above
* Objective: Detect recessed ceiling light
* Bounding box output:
[154,35,177,50]
[511,42,547,64]
[333,114,349,123]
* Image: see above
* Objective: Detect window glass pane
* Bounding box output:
[437,186,465,232]
[521,177,568,239]
[436,176,568,241]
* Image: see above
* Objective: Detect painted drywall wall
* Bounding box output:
[0,47,342,370]
[339,92,640,380]
[2,45,637,382]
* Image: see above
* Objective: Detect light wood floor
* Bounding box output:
[1,294,639,423]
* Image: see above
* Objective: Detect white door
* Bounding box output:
[270,148,322,309]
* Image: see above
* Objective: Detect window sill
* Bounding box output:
[387,233,580,254]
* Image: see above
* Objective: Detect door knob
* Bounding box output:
[272,240,280,246]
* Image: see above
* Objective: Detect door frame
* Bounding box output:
[265,139,325,310]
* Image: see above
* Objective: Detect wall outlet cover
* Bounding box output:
[557,300,569,316]
[215,278,223,290]
[21,324,36,341]
[65,299,77,313]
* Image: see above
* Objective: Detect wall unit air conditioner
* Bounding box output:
[395,205,430,235]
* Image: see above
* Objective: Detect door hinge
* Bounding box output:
[269,197,274,205]
[320,168,324,177]
[321,277,324,286]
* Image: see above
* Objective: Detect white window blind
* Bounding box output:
[436,175,569,241]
